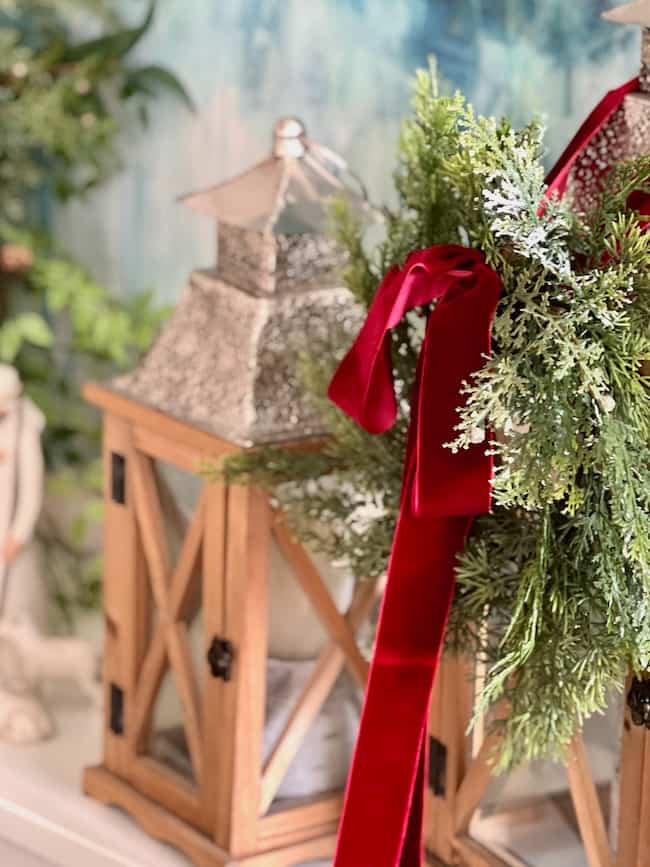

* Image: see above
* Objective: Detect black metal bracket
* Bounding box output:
[628,675,650,728]
[111,452,126,505]
[428,736,447,797]
[207,637,235,682]
[109,683,124,735]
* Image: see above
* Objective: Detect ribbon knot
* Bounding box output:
[328,244,501,867]
[329,244,501,522]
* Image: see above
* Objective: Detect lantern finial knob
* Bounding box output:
[273,116,307,158]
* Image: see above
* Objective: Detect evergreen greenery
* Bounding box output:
[0,1,189,619]
[220,64,650,768]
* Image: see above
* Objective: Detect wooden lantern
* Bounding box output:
[82,119,379,866]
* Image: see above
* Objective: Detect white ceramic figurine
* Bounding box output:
[0,616,101,706]
[0,684,53,743]
[0,364,48,629]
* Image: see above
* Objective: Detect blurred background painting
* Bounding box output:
[54,0,640,302]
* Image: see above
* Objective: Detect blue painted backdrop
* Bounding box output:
[54,0,640,302]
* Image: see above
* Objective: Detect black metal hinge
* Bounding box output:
[109,683,124,735]
[628,675,650,728]
[207,637,235,682]
[111,452,126,504]
[428,736,447,797]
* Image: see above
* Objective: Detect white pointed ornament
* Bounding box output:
[603,0,650,27]
[599,393,616,413]
[470,427,486,444]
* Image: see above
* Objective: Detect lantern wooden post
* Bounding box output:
[83,384,382,867]
[213,482,271,854]
[615,674,650,867]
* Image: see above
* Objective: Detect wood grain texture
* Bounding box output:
[131,449,172,612]
[215,484,271,854]
[86,763,338,866]
[258,793,342,846]
[453,835,519,867]
[567,734,613,867]
[130,451,209,779]
[615,678,650,867]
[201,481,228,837]
[616,677,645,867]
[101,415,143,778]
[134,424,207,475]
[84,384,238,462]
[84,765,229,867]
[128,757,203,829]
[425,655,474,865]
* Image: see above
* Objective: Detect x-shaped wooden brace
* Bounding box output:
[129,450,206,784]
[259,512,386,816]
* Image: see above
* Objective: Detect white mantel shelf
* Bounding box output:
[0,690,614,867]
[0,695,332,867]
[0,698,191,867]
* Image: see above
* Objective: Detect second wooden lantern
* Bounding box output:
[83,118,380,867]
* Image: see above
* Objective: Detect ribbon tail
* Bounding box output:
[332,511,470,867]
[329,247,501,867]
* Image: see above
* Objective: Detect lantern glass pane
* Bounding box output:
[262,538,371,814]
[134,457,206,787]
[466,689,623,864]
[262,663,361,812]
[148,667,198,782]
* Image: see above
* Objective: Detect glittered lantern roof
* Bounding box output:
[111,118,365,447]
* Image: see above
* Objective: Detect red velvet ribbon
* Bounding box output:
[329,247,501,867]
[328,78,640,867]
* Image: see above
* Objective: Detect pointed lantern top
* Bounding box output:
[604,0,650,95]
[603,0,650,27]
[180,117,367,236]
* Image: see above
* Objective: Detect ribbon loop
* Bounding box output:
[329,245,501,520]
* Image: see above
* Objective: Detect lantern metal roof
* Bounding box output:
[179,116,369,236]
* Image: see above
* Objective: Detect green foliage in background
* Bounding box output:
[0,0,189,621]
[219,65,650,768]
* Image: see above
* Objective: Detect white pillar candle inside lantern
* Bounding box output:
[83,118,379,866]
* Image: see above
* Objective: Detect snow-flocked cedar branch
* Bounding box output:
[216,64,650,770]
